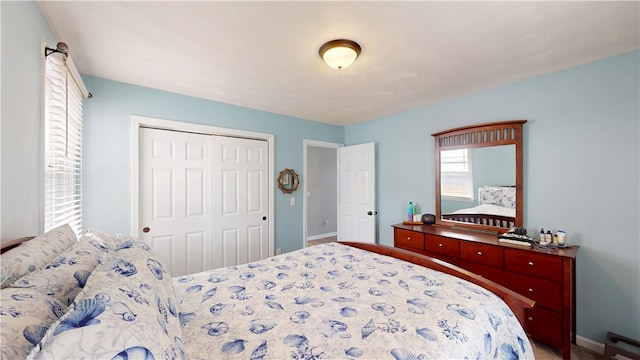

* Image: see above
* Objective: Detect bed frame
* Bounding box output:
[1,237,534,328]
[0,237,34,253]
[342,241,534,328]
[441,213,515,228]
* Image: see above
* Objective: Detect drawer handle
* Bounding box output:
[528,261,534,266]
[528,316,533,322]
[528,288,534,293]
[438,243,443,247]
[407,237,411,241]
[477,251,483,256]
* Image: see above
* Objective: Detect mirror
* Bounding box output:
[278,168,299,194]
[433,120,526,232]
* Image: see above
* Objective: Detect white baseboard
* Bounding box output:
[306,232,337,241]
[577,335,605,354]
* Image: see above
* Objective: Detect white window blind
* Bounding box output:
[440,149,474,200]
[43,52,87,237]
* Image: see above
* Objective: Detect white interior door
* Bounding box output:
[338,142,376,244]
[139,128,212,276]
[212,136,269,268]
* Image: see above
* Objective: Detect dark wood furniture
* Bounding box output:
[0,237,34,253]
[434,120,526,232]
[392,223,578,360]
[441,213,515,228]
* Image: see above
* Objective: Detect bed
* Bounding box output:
[1,225,534,359]
[442,185,516,228]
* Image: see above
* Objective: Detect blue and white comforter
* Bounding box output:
[173,242,533,359]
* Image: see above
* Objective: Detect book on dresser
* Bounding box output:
[392,223,579,360]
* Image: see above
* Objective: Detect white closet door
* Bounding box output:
[139,128,212,276]
[211,136,269,268]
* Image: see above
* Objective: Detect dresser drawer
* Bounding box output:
[425,235,459,259]
[504,248,562,281]
[394,228,425,252]
[460,242,504,267]
[503,272,562,312]
[525,307,562,347]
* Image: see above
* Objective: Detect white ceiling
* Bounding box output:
[37,1,639,126]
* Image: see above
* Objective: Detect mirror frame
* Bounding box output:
[277,168,299,194]
[432,120,526,233]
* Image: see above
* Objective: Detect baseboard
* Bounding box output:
[306,232,337,241]
[577,335,605,354]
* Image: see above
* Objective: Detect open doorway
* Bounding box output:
[303,140,342,248]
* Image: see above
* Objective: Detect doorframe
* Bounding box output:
[302,139,343,249]
[131,115,275,257]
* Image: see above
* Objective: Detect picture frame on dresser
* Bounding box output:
[393,120,579,360]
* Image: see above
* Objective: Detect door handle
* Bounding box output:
[262,216,267,221]
[142,227,150,233]
[367,211,378,216]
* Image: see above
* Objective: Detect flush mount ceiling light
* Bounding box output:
[319,39,361,70]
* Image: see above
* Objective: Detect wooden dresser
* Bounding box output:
[393,223,579,360]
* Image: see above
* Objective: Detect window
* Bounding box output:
[43,48,89,237]
[440,149,474,200]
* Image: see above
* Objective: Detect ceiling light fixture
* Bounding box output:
[319,39,361,70]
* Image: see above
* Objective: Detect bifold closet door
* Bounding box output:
[139,127,212,277]
[211,136,269,268]
[140,128,270,276]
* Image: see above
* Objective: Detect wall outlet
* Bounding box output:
[276,248,282,255]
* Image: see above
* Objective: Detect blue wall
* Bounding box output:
[1,1,57,239]
[81,76,344,254]
[345,51,640,343]
[2,0,638,346]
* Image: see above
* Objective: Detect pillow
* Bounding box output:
[10,234,114,306]
[500,187,516,209]
[29,241,184,360]
[0,288,67,359]
[1,224,77,288]
[478,185,516,208]
[83,228,128,251]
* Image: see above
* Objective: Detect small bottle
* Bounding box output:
[408,202,414,221]
[545,230,553,244]
[539,228,545,243]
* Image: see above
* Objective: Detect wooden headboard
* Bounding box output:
[0,237,34,254]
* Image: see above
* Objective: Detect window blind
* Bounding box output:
[43,53,86,237]
[440,149,474,199]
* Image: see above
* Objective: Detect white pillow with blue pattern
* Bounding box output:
[29,240,185,360]
[84,228,134,251]
[10,234,114,306]
[0,288,67,359]
[1,224,77,288]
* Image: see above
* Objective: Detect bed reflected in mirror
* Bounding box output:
[440,145,516,228]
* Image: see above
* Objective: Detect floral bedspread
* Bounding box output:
[173,242,533,360]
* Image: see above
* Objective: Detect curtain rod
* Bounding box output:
[44,42,93,99]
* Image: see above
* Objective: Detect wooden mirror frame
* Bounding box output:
[277,168,299,194]
[433,120,526,233]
